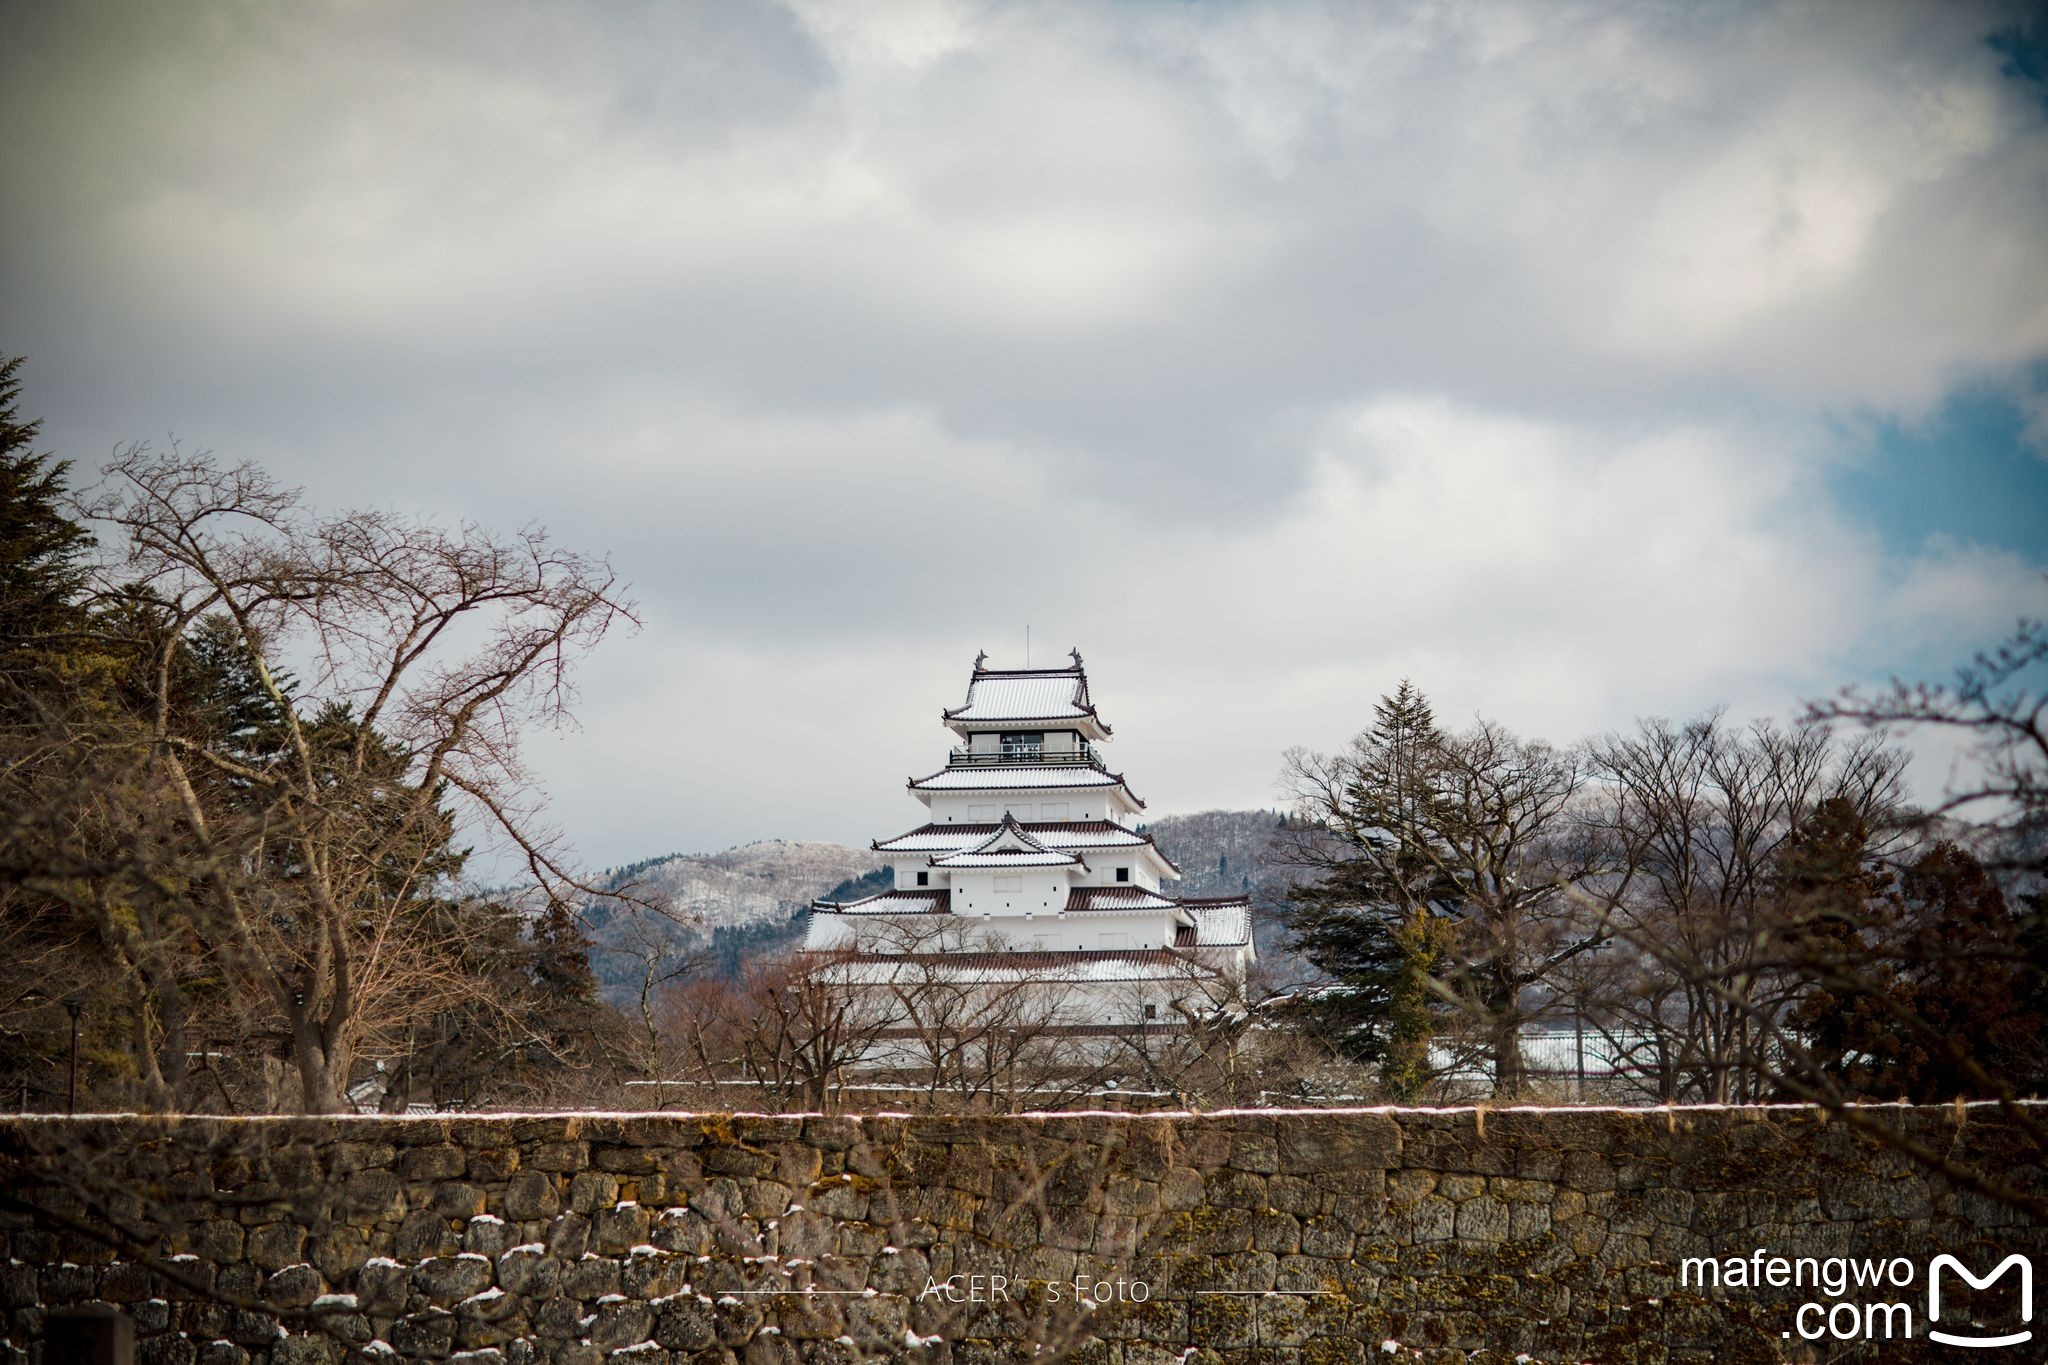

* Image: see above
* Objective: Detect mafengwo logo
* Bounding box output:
[1928,1253,2032,1349]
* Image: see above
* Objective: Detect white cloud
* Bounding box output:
[0,0,2043,859]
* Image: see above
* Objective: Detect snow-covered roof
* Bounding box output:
[828,949,1216,985]
[810,888,951,915]
[931,818,1082,869]
[1065,887,1181,912]
[943,655,1105,729]
[1053,892,1247,944]
[875,821,1151,855]
[934,849,1079,868]
[908,765,1138,802]
[1185,898,1252,947]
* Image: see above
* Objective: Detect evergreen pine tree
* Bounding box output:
[1799,839,2048,1099]
[1284,681,1461,1079]
[531,900,599,1013]
[1379,907,1456,1100]
[0,356,96,710]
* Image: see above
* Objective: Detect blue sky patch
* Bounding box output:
[1833,376,2048,564]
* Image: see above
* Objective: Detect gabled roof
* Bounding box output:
[942,650,1111,733]
[930,815,1083,869]
[874,820,1153,855]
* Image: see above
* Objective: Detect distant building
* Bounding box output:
[805,651,1255,1036]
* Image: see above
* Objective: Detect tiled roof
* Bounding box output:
[930,814,1084,868]
[908,765,1143,809]
[809,888,951,915]
[934,849,1081,868]
[942,653,1110,732]
[1065,887,1181,912]
[829,949,1218,985]
[874,821,1152,855]
[1057,891,1248,944]
[1186,899,1252,947]
[908,763,1121,790]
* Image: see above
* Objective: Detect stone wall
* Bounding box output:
[1,1106,2043,1364]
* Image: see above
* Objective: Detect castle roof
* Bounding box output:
[829,949,1217,985]
[942,651,1111,733]
[808,883,1249,949]
[808,888,951,915]
[874,820,1152,855]
[930,815,1083,868]
[1182,898,1253,947]
[907,763,1143,806]
[1062,887,1181,912]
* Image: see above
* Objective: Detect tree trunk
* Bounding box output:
[292,1033,353,1115]
[1491,1011,1525,1099]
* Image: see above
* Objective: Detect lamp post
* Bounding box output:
[11,989,81,1112]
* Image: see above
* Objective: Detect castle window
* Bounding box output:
[916,871,929,887]
[1115,867,1130,883]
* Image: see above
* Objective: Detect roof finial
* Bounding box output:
[1070,647,1084,669]
[973,649,988,671]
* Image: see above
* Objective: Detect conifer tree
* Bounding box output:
[1796,839,2048,1100]
[1284,683,1609,1097]
[0,356,95,710]
[532,899,598,1009]
[1379,906,1455,1100]
[1281,681,1461,1078]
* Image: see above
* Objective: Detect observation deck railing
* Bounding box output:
[946,744,1101,768]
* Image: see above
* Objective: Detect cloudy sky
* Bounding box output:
[4,0,2046,867]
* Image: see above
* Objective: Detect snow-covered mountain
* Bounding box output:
[581,839,883,1003]
[605,839,882,928]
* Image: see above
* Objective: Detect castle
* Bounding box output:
[805,651,1254,1035]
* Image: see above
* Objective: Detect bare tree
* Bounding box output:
[1096,954,1328,1109]
[861,920,1109,1111]
[1582,713,1908,1103]
[1808,607,2047,871]
[5,450,640,1113]
[662,948,900,1112]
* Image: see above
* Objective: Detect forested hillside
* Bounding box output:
[581,840,883,1005]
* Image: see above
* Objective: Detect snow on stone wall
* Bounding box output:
[1,1106,2043,1363]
